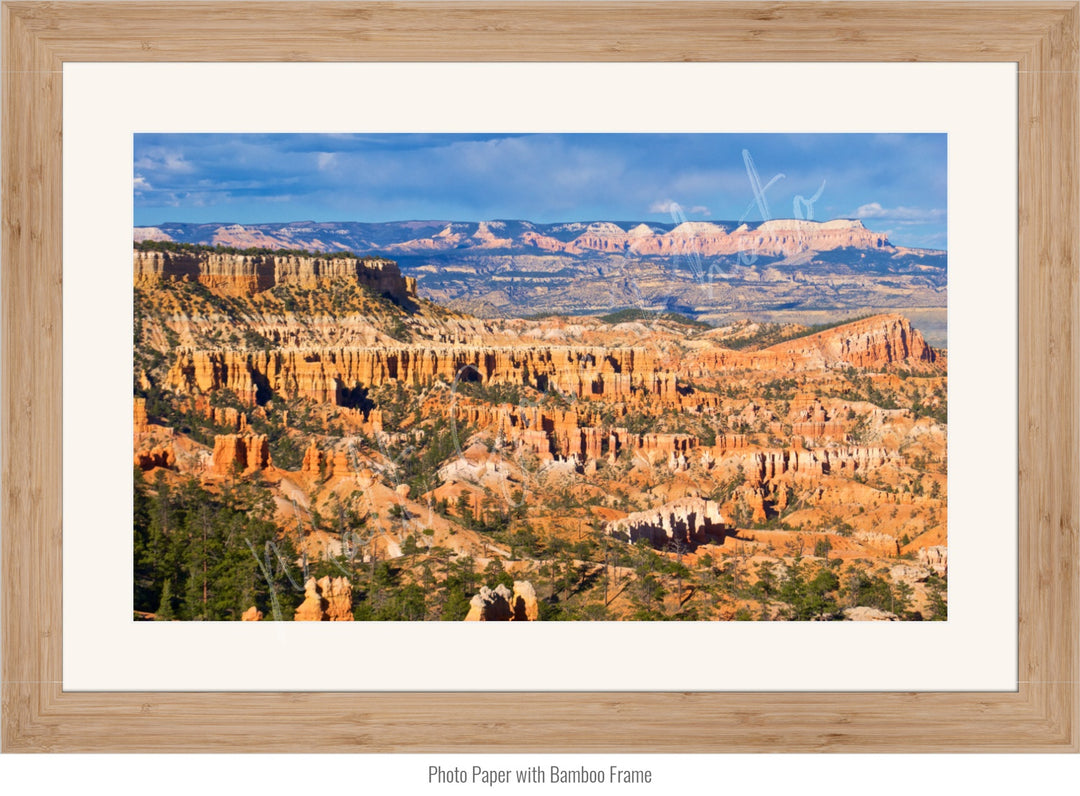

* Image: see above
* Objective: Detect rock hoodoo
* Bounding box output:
[134,397,149,434]
[134,444,176,471]
[918,545,948,576]
[166,344,678,407]
[464,581,540,621]
[510,580,540,621]
[293,576,354,621]
[736,445,896,485]
[301,441,325,477]
[465,585,514,621]
[209,433,270,476]
[605,497,731,549]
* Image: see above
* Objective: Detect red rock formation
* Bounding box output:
[241,606,263,621]
[301,442,324,477]
[200,253,276,295]
[581,427,604,463]
[216,407,246,431]
[790,394,830,422]
[209,434,270,476]
[517,218,891,259]
[734,445,895,485]
[134,397,149,434]
[246,436,269,471]
[787,395,849,438]
[168,351,259,406]
[140,218,905,262]
[330,450,353,478]
[843,606,899,621]
[464,582,540,621]
[363,408,384,435]
[134,248,415,302]
[293,576,353,621]
[192,399,247,432]
[744,488,768,524]
[293,580,325,621]
[520,230,572,252]
[792,420,848,439]
[447,399,730,469]
[167,344,678,407]
[605,497,730,548]
[519,429,554,462]
[691,314,939,374]
[608,429,698,466]
[511,581,539,621]
[889,564,931,583]
[322,577,354,621]
[464,585,514,621]
[714,434,749,452]
[767,314,937,369]
[187,396,249,431]
[446,399,746,470]
[134,444,176,471]
[133,250,201,285]
[918,545,948,575]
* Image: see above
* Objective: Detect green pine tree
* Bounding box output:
[155,578,175,620]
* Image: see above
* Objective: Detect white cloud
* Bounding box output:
[164,153,192,172]
[316,152,338,171]
[854,202,945,224]
[855,201,886,218]
[134,150,194,174]
[133,175,152,193]
[648,199,681,214]
[649,200,712,220]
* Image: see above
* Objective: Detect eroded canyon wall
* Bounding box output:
[134,249,417,302]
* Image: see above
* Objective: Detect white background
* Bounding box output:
[63,61,1017,693]
[4,0,1073,785]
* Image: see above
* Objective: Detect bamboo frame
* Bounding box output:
[2,2,1077,752]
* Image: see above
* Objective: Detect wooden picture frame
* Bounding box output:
[2,1,1076,752]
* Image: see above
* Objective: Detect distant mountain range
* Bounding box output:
[134,218,947,333]
[134,217,944,261]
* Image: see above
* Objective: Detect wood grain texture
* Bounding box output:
[1016,3,1080,747]
[2,1,1077,752]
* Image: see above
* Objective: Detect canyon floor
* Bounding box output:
[133,248,948,622]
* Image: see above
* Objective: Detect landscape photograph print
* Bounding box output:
[132,133,948,623]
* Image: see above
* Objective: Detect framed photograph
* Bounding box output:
[3,2,1076,751]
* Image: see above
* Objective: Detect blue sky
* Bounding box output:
[134,133,947,248]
